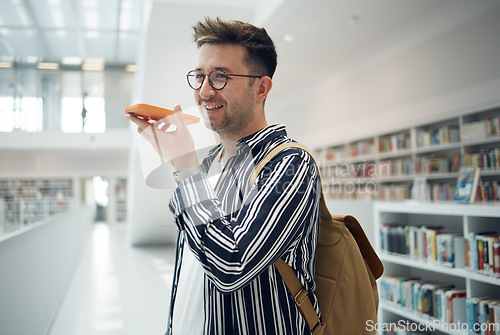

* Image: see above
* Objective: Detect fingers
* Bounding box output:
[172,104,187,130]
[126,114,150,130]
[153,104,185,132]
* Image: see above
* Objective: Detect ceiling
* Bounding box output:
[0,0,462,70]
[0,0,143,66]
[1,0,496,102]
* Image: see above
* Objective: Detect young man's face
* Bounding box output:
[194,43,257,139]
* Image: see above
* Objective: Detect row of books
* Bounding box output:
[320,154,452,179]
[317,146,344,161]
[380,224,500,277]
[414,155,450,174]
[322,182,412,201]
[320,161,377,178]
[323,184,377,201]
[380,276,500,334]
[317,133,410,161]
[378,184,412,201]
[324,155,450,177]
[319,150,499,180]
[0,178,73,200]
[467,232,500,276]
[430,182,456,202]
[462,149,500,171]
[379,158,414,177]
[380,276,467,324]
[379,133,411,153]
[430,180,499,203]
[477,180,500,202]
[466,296,500,335]
[380,324,434,335]
[380,224,466,267]
[349,139,376,157]
[462,116,500,141]
[416,125,459,148]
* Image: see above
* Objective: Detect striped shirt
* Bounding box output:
[165,124,321,335]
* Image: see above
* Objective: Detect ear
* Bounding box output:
[255,76,273,104]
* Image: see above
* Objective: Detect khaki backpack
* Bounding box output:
[249,142,384,335]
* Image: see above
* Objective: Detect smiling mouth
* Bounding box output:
[204,104,223,111]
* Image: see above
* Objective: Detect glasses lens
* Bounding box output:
[209,71,228,90]
[187,70,203,90]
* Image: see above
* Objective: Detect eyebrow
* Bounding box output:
[194,67,232,73]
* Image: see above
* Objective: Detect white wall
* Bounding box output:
[325,199,375,245]
[105,69,135,129]
[126,1,254,245]
[266,2,500,149]
[127,1,500,245]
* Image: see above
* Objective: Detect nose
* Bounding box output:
[198,75,215,99]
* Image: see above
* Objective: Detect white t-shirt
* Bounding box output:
[172,155,224,334]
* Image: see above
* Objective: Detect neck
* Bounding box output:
[219,120,268,160]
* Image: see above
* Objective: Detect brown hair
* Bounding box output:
[193,17,277,79]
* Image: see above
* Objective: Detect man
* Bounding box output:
[128,17,321,335]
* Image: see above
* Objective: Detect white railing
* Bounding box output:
[0,199,4,234]
[0,205,93,335]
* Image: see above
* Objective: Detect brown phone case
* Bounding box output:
[125,103,200,124]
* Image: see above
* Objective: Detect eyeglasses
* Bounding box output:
[187,69,264,90]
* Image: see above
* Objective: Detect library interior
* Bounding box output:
[1,1,499,335]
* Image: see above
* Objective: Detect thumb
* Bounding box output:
[172,104,186,127]
[173,104,182,113]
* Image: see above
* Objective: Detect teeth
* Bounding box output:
[205,105,223,110]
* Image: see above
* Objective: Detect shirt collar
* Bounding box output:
[237,124,287,152]
[202,124,287,169]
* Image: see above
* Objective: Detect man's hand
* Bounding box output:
[126,104,199,172]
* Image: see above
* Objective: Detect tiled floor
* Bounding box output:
[49,223,176,335]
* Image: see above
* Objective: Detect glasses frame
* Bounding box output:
[187,70,264,90]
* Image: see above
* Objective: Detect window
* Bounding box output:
[82,71,105,133]
[0,66,130,133]
[61,71,83,133]
[40,71,61,131]
[16,68,42,132]
[60,70,105,133]
[0,69,16,132]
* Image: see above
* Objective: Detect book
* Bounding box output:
[421,282,454,318]
[494,241,500,277]
[466,296,490,333]
[446,289,467,324]
[487,301,500,335]
[454,167,480,203]
[454,235,466,268]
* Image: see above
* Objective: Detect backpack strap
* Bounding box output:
[248,142,313,187]
[275,258,324,335]
[250,142,325,335]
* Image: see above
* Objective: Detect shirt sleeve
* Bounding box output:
[168,148,321,293]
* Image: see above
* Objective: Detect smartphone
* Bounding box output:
[125,103,200,124]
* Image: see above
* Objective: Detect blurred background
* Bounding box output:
[0,0,499,334]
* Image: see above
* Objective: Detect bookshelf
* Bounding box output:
[316,106,500,202]
[374,201,500,335]
[115,178,127,222]
[0,178,73,233]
